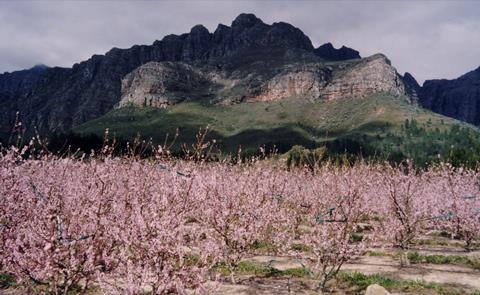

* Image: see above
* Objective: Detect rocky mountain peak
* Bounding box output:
[231,13,265,29]
[402,72,421,104]
[403,72,420,89]
[0,63,49,95]
[190,24,210,35]
[366,53,390,64]
[30,64,49,71]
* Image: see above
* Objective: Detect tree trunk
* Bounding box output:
[400,250,410,267]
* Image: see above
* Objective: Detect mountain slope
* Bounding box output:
[76,92,471,154]
[419,67,480,125]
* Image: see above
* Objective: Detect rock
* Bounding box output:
[402,72,421,104]
[0,64,49,94]
[246,65,331,101]
[314,42,361,61]
[119,52,409,107]
[365,284,391,295]
[231,13,264,29]
[182,25,212,61]
[119,62,211,108]
[419,66,480,125]
[320,54,406,100]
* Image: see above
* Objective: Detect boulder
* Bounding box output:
[365,284,391,295]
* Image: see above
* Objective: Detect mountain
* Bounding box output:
[0,12,478,164]
[419,67,480,125]
[0,13,316,137]
[0,13,404,139]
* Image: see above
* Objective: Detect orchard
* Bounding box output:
[1,143,479,294]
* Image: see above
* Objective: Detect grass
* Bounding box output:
[366,250,480,270]
[414,238,480,249]
[251,240,278,254]
[212,260,310,278]
[408,252,480,270]
[290,243,311,252]
[338,272,475,295]
[414,238,451,247]
[365,250,395,257]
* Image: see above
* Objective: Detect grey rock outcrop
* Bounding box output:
[119,62,211,108]
[365,284,391,295]
[320,54,405,100]
[249,66,331,101]
[119,53,408,107]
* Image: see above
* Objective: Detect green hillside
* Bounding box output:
[73,93,480,165]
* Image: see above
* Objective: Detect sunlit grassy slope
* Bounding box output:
[75,93,474,153]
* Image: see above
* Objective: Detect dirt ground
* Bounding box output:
[213,242,480,295]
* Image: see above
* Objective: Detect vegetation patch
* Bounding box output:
[365,250,394,257]
[213,261,311,279]
[71,94,480,167]
[408,252,480,270]
[338,272,472,294]
[0,273,15,288]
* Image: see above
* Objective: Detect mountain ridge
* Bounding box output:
[0,12,479,143]
[0,13,365,138]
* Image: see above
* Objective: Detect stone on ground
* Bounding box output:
[365,284,391,295]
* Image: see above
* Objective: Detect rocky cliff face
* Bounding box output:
[0,13,417,140]
[0,64,50,136]
[248,65,331,101]
[0,64,49,94]
[419,67,480,125]
[248,54,407,102]
[119,62,212,108]
[402,72,421,104]
[118,52,409,107]
[320,54,405,100]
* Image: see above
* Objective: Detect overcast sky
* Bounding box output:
[0,0,479,84]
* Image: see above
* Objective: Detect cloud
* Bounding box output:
[0,0,479,84]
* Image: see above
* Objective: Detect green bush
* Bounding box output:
[0,273,15,288]
[286,145,327,172]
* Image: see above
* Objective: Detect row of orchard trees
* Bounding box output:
[1,146,480,294]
